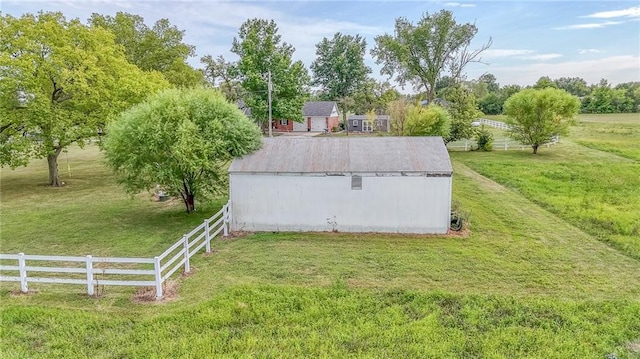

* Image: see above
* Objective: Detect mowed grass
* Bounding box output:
[0,145,227,257]
[572,113,640,161]
[2,142,640,357]
[453,113,640,259]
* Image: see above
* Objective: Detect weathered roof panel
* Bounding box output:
[302,101,337,117]
[229,137,452,176]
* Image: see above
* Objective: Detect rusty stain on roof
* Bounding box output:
[229,137,452,176]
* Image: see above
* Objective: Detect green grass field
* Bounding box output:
[1,113,639,358]
[452,113,640,260]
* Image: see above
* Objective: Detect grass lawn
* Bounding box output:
[452,114,640,260]
[571,113,640,161]
[2,132,640,357]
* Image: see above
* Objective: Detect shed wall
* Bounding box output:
[230,174,452,234]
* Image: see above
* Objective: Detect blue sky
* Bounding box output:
[2,0,639,91]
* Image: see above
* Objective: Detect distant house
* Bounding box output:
[229,136,453,234]
[272,101,340,132]
[348,114,390,133]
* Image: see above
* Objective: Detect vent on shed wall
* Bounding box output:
[351,175,362,190]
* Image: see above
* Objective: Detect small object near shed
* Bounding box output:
[228,137,453,234]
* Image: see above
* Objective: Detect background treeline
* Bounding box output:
[474,75,640,115]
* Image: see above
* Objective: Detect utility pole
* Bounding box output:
[268,71,273,138]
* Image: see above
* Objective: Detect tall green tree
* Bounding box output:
[554,77,589,97]
[504,88,580,154]
[311,32,371,133]
[440,85,482,142]
[479,73,500,93]
[372,9,491,101]
[387,99,410,135]
[89,12,203,87]
[478,92,502,115]
[0,12,169,186]
[355,79,401,114]
[103,88,262,213]
[533,76,557,89]
[201,54,241,101]
[231,18,310,127]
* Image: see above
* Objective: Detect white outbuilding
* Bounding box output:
[228,137,453,234]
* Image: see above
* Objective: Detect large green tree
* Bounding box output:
[504,88,580,154]
[351,78,400,116]
[89,12,203,87]
[201,54,241,101]
[440,85,482,142]
[103,88,262,213]
[0,12,169,186]
[231,18,309,127]
[372,10,491,101]
[554,77,589,97]
[310,32,371,132]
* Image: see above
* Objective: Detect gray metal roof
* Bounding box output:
[229,137,452,176]
[302,101,337,117]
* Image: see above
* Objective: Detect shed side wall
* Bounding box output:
[230,174,451,234]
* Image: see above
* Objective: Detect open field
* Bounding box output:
[452,114,640,260]
[1,116,640,358]
[571,113,640,161]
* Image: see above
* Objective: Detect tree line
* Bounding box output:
[476,75,640,115]
[0,9,618,207]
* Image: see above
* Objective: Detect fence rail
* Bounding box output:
[478,118,511,130]
[0,200,231,299]
[447,136,559,151]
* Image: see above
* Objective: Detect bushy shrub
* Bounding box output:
[403,104,451,138]
[475,125,493,151]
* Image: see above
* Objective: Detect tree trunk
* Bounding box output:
[181,179,196,213]
[183,194,195,213]
[532,144,539,154]
[47,148,63,187]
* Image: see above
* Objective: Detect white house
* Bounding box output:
[228,137,453,234]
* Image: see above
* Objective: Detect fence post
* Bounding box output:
[154,256,163,299]
[223,203,229,237]
[464,140,469,151]
[204,219,211,253]
[86,255,94,296]
[183,234,190,273]
[18,253,27,293]
[504,140,508,151]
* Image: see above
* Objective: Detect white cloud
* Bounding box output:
[554,21,623,30]
[479,55,640,86]
[483,49,535,58]
[582,6,640,19]
[523,53,562,61]
[444,2,476,8]
[577,49,603,54]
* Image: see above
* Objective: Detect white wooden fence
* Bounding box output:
[447,136,559,151]
[478,118,511,130]
[0,201,231,299]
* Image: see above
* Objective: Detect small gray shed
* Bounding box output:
[229,137,453,234]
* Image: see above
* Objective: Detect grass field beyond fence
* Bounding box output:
[1,113,639,358]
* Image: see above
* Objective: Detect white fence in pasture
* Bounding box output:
[447,136,559,151]
[478,118,511,130]
[0,201,232,299]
